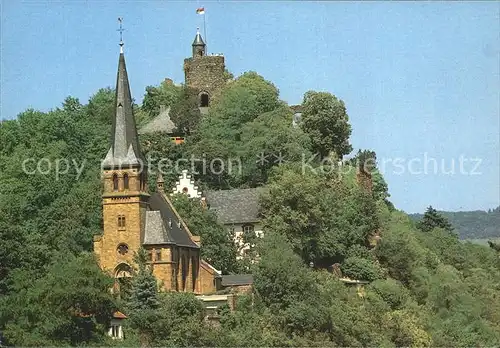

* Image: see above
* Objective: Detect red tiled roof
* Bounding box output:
[113,311,128,319]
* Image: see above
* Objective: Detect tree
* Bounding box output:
[253,233,318,310]
[169,86,202,135]
[300,91,353,159]
[417,206,454,233]
[341,256,383,281]
[261,163,379,268]
[127,249,160,346]
[186,71,286,189]
[0,253,116,346]
[141,79,182,118]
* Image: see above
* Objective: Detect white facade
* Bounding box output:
[172,170,201,198]
[226,222,263,258]
[108,319,124,339]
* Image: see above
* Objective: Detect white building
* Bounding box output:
[169,171,265,257]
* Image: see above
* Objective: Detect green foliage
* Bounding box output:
[300,91,353,159]
[141,79,182,118]
[369,278,410,310]
[341,256,383,281]
[188,72,309,189]
[261,163,379,268]
[128,249,159,311]
[169,86,202,135]
[2,68,500,347]
[0,253,116,346]
[411,206,500,239]
[171,194,238,273]
[253,233,318,310]
[416,206,454,233]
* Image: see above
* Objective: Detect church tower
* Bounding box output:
[183,28,226,108]
[94,24,221,296]
[94,39,149,280]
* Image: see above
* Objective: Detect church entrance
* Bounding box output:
[114,263,133,299]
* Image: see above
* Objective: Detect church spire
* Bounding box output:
[192,28,206,57]
[102,18,144,170]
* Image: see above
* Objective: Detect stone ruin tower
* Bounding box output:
[183,28,226,110]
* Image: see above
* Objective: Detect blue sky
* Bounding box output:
[1,1,499,214]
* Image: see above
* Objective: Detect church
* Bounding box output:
[93,31,221,295]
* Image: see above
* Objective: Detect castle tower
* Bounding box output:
[94,40,150,281]
[192,29,206,58]
[183,28,226,108]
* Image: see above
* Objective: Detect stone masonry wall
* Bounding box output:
[184,55,225,98]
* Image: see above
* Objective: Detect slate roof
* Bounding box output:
[103,52,145,169]
[138,106,177,135]
[205,188,266,225]
[221,274,253,286]
[143,192,199,248]
[143,211,174,245]
[192,31,205,46]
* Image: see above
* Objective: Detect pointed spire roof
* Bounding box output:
[192,28,205,46]
[103,48,145,169]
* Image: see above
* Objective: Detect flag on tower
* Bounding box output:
[196,7,205,15]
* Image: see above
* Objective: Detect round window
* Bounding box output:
[117,243,129,255]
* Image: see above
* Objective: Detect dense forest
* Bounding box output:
[410,207,500,240]
[1,70,500,347]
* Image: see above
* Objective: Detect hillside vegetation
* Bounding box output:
[1,72,500,346]
[410,206,500,240]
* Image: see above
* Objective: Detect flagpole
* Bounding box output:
[203,11,207,53]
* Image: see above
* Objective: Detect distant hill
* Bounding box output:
[410,206,500,240]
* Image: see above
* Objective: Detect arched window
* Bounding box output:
[123,174,129,190]
[200,92,209,107]
[112,174,119,191]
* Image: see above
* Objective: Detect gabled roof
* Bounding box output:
[205,188,267,225]
[138,106,177,135]
[144,192,199,248]
[103,52,144,169]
